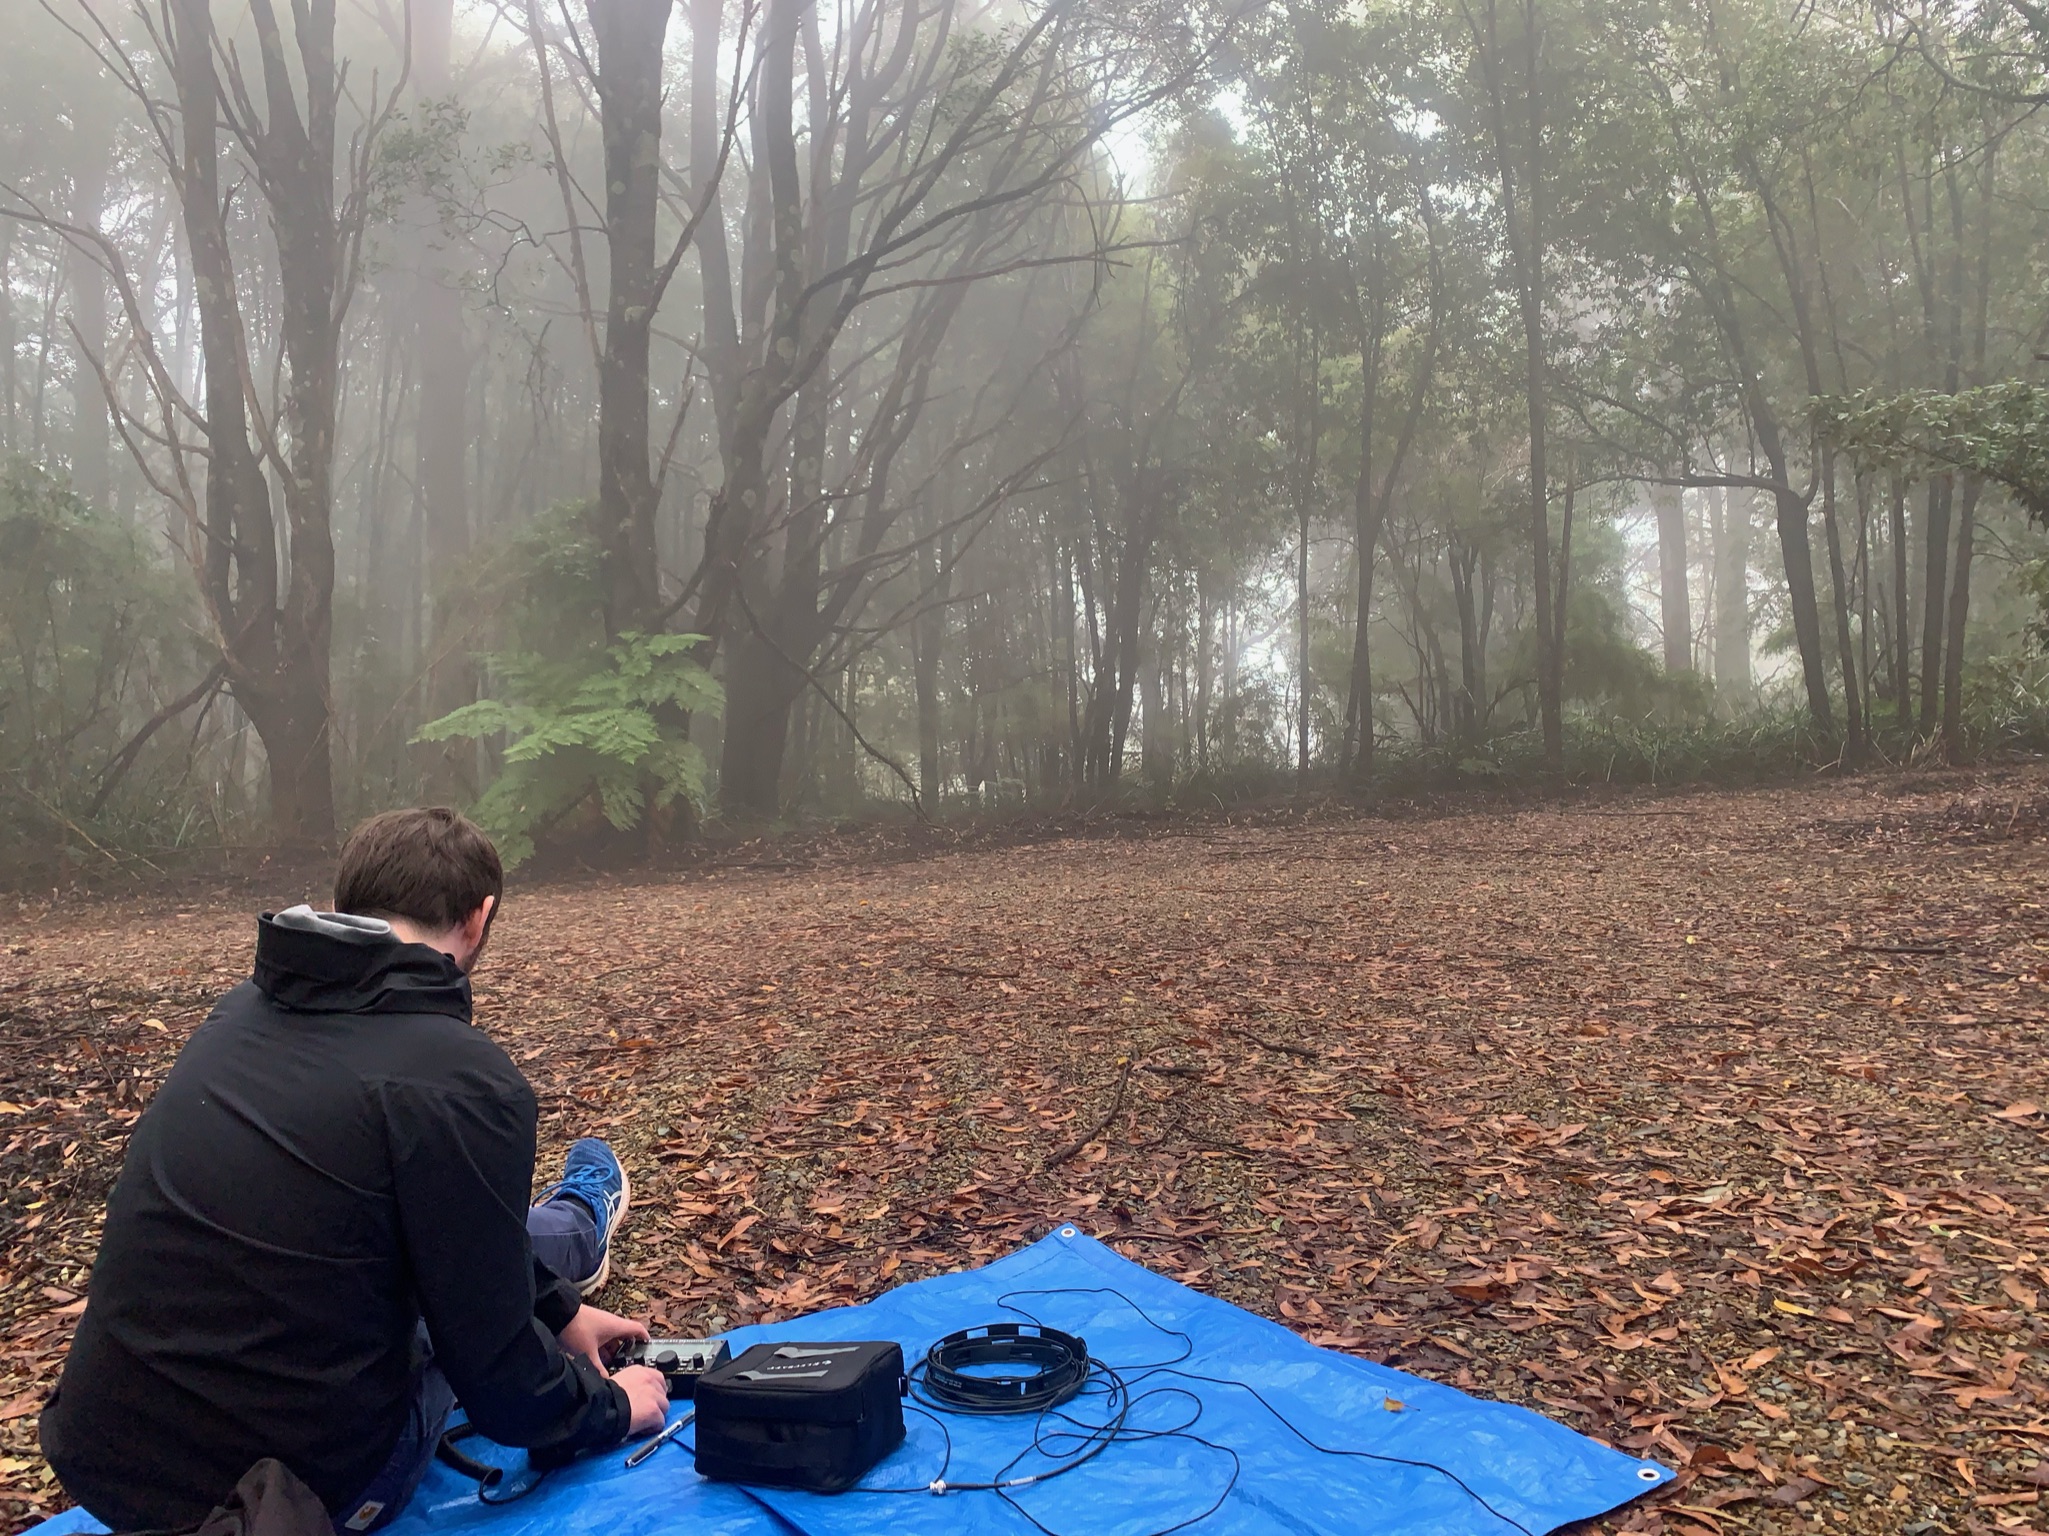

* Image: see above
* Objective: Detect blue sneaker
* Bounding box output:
[536,1138,631,1295]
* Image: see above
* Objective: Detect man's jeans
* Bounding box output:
[331,1201,601,1533]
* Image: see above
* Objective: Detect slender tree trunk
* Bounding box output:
[1062,531,1082,790]
[30,256,58,458]
[1855,472,1874,718]
[1140,638,1169,790]
[1917,474,1951,732]
[1274,88,1323,794]
[1654,481,1690,674]
[1296,469,1312,792]
[1195,579,1213,775]
[413,0,474,759]
[67,146,111,509]
[1489,0,1562,770]
[1773,486,1833,730]
[1450,542,1481,736]
[1104,489,1152,783]
[1525,364,1558,758]
[1819,449,1864,759]
[1889,472,1910,727]
[1940,131,1996,762]
[0,225,17,454]
[1940,474,1979,760]
[691,0,740,449]
[914,507,951,807]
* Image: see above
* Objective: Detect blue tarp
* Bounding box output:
[31,1226,1671,1536]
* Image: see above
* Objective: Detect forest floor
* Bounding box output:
[2,769,2048,1536]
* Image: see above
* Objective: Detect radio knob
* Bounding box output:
[654,1349,679,1369]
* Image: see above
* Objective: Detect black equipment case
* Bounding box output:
[692,1340,907,1493]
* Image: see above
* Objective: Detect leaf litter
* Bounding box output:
[2,768,2047,1534]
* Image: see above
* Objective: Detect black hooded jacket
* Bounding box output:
[40,913,628,1530]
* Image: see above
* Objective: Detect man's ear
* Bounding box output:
[465,894,497,949]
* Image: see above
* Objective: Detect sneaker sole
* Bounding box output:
[575,1162,630,1298]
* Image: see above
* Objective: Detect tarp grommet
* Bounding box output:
[1637,1466,1663,1481]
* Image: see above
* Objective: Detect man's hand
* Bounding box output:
[613,1365,670,1437]
[557,1303,648,1371]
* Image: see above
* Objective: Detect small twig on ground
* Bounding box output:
[919,959,1023,981]
[1183,1133,1253,1158]
[1218,1023,1318,1061]
[1044,1056,1134,1169]
[1563,810,1694,818]
[1844,944,1952,956]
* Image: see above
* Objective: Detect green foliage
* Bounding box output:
[1957,654,2049,754]
[1815,384,2049,521]
[415,633,721,867]
[0,459,202,863]
[1372,705,1837,793]
[1558,583,1687,714]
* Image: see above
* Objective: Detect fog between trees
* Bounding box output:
[5,0,2049,869]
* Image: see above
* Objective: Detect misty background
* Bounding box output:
[5,0,2049,874]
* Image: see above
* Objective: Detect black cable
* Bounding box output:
[841,1290,1223,1526]
[996,1287,1195,1370]
[834,1284,1545,1536]
[435,1424,552,1505]
[1118,1366,1537,1536]
[993,1369,1236,1536]
[919,1322,1092,1415]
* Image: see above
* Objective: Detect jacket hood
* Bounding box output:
[252,908,473,1020]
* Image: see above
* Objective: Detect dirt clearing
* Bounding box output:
[3,771,2047,1535]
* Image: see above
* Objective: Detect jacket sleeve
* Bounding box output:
[379,1071,627,1462]
[533,1256,583,1336]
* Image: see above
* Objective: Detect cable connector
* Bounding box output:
[927,1478,947,1495]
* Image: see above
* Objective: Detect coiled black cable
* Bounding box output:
[918,1322,1091,1416]
[832,1284,1543,1536]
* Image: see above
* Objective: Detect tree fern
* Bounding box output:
[415,633,721,865]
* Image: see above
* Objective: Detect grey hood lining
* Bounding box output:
[271,905,395,944]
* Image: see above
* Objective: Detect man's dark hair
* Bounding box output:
[334,808,503,932]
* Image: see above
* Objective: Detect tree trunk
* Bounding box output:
[1296,479,1312,793]
[691,0,740,449]
[1450,541,1482,737]
[239,681,337,849]
[1709,483,1748,703]
[0,225,16,454]
[413,0,474,759]
[1941,130,1996,761]
[1653,481,1690,674]
[914,511,951,807]
[719,635,799,818]
[1062,528,1083,790]
[163,0,347,843]
[1772,486,1833,731]
[590,0,671,638]
[1917,473,1951,733]
[1140,639,1170,790]
[1818,450,1864,760]
[1888,472,1910,728]
[1940,474,1979,761]
[1103,490,1152,783]
[67,146,111,510]
[1194,578,1213,775]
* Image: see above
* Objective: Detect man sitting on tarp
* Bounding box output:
[40,808,669,1532]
